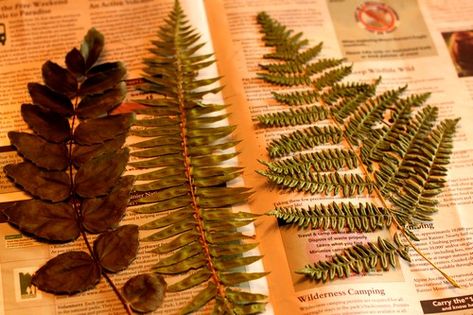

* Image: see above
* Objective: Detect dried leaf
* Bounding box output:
[76,82,127,119]
[8,132,68,171]
[21,104,70,143]
[80,28,104,70]
[42,60,77,97]
[74,148,129,198]
[79,62,126,95]
[72,134,126,167]
[28,83,74,116]
[65,47,85,75]
[32,251,101,294]
[82,176,135,233]
[93,225,139,272]
[180,283,217,314]
[4,162,70,202]
[167,269,211,292]
[3,199,79,242]
[122,273,167,313]
[74,113,135,145]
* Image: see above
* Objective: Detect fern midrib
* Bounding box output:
[173,14,229,306]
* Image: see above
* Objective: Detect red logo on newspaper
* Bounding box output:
[355,2,399,34]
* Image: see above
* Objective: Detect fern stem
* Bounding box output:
[337,117,460,288]
[172,6,230,309]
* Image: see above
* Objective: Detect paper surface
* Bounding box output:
[1,0,473,314]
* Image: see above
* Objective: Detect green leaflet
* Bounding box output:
[130,1,266,313]
[256,11,458,285]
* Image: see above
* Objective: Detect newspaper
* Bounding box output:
[204,0,473,314]
[0,0,472,314]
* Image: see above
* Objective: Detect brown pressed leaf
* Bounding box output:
[74,113,135,145]
[93,225,139,272]
[81,28,104,70]
[65,47,86,75]
[42,60,77,97]
[74,148,129,198]
[76,82,127,119]
[72,134,126,167]
[3,199,79,242]
[8,132,68,171]
[79,62,126,96]
[32,251,101,294]
[82,176,135,233]
[28,83,74,116]
[4,162,70,202]
[21,104,70,143]
[122,273,167,313]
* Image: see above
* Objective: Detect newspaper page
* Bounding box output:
[0,1,268,314]
[205,0,473,314]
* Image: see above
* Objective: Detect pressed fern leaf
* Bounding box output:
[129,1,266,313]
[256,12,459,284]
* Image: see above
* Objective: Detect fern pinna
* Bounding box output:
[129,1,267,314]
[256,12,459,285]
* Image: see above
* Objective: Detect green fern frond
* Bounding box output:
[296,237,410,282]
[257,72,311,86]
[130,2,266,313]
[255,11,459,286]
[272,89,321,106]
[257,105,328,127]
[269,202,392,232]
[267,125,343,158]
[260,148,357,174]
[257,170,373,197]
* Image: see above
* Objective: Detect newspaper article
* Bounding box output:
[205,0,473,314]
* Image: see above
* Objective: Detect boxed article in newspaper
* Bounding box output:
[205,0,473,314]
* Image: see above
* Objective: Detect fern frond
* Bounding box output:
[267,125,343,158]
[255,11,459,286]
[257,170,373,197]
[269,202,392,232]
[297,237,410,282]
[272,89,321,106]
[130,2,266,313]
[257,105,328,127]
[260,148,357,174]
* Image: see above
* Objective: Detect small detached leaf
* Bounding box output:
[82,176,135,233]
[4,162,70,202]
[74,148,129,198]
[74,113,135,145]
[3,199,79,242]
[122,273,167,313]
[21,104,70,143]
[8,132,68,171]
[93,225,139,272]
[32,251,101,294]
